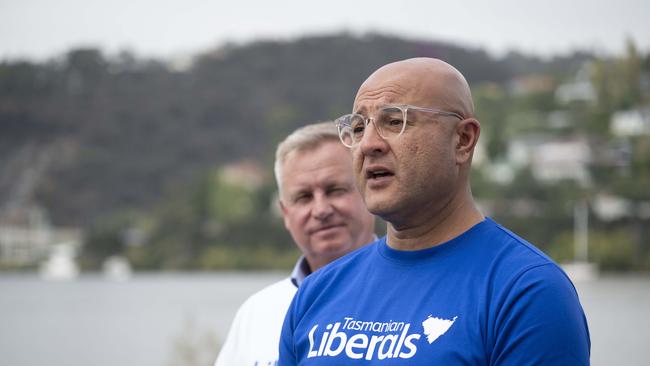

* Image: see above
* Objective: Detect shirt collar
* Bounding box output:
[289,236,378,288]
[290,256,311,288]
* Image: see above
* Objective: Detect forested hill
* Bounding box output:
[0,33,593,227]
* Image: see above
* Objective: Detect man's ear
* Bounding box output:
[455,118,480,164]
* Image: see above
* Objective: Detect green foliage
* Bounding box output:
[544,228,641,271]
[82,211,139,269]
[473,84,510,160]
[198,246,299,270]
[2,34,649,271]
[208,171,256,224]
[544,230,576,263]
[591,41,646,112]
[589,229,637,271]
[116,168,295,270]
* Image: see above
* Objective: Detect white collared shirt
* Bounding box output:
[214,257,309,366]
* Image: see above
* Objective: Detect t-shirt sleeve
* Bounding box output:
[490,264,591,365]
[278,287,299,366]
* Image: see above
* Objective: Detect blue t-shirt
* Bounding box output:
[279,218,590,365]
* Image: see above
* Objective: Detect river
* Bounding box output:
[0,272,647,365]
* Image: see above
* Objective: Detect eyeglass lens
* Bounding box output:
[349,107,405,142]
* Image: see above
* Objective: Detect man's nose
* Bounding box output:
[358,119,389,156]
[312,194,334,220]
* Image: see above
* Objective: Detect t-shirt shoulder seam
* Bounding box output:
[491,223,577,286]
[504,261,578,302]
[493,223,554,264]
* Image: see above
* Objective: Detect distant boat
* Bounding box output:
[102,256,132,281]
[39,242,80,281]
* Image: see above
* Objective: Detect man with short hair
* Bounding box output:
[215,122,376,366]
[279,58,590,365]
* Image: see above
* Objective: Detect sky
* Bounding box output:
[1,0,649,61]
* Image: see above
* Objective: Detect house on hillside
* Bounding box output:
[610,108,650,136]
[555,63,597,104]
[508,75,555,96]
[498,134,592,186]
[531,138,591,185]
[0,205,82,267]
[219,160,267,190]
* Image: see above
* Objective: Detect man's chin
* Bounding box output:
[365,196,396,218]
[311,225,348,240]
[310,238,352,256]
[363,186,397,210]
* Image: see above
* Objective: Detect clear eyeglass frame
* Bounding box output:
[334,104,464,148]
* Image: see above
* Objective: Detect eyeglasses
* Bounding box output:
[334,104,464,148]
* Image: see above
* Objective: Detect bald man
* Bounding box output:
[278,58,590,365]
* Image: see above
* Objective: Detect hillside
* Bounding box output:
[0,33,593,227]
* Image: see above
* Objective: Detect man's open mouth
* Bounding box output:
[366,168,394,180]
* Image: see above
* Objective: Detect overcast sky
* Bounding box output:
[1,0,648,61]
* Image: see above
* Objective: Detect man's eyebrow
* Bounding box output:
[324,180,350,188]
[289,188,308,196]
[353,106,367,115]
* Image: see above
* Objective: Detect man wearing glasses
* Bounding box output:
[215,122,375,366]
[278,58,590,365]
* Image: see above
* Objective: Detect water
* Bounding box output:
[0,272,648,366]
[575,275,650,366]
[0,272,285,366]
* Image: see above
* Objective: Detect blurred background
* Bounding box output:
[1,0,649,365]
